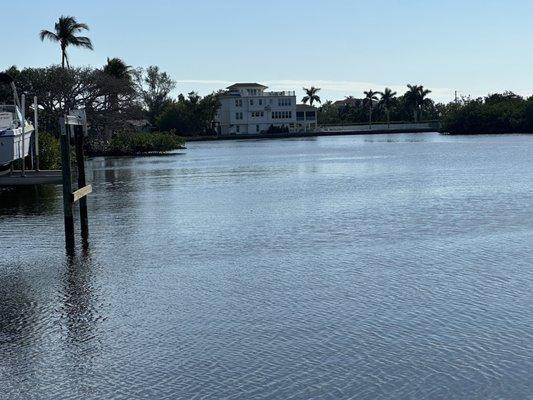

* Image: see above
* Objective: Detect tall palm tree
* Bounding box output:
[363,90,379,128]
[378,88,397,128]
[404,84,421,121]
[302,87,321,106]
[405,84,432,122]
[416,86,432,121]
[39,16,93,68]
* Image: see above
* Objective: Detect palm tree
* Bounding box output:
[103,58,132,81]
[103,58,133,112]
[378,88,397,128]
[404,84,420,121]
[416,86,432,121]
[39,16,93,68]
[405,84,432,121]
[363,90,379,128]
[302,87,321,106]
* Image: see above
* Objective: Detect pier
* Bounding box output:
[0,109,92,251]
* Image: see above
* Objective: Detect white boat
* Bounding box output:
[0,73,34,167]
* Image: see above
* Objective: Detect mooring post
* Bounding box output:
[75,126,89,241]
[60,118,75,249]
[21,94,25,177]
[34,96,39,171]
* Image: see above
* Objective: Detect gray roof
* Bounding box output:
[226,83,268,90]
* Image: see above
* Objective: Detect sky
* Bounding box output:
[3,0,533,103]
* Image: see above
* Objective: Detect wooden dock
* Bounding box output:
[0,170,62,186]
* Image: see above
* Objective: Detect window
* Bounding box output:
[235,112,243,120]
[256,125,260,132]
[259,99,263,106]
[235,99,242,107]
[250,99,254,106]
[297,111,305,121]
[278,98,292,107]
[236,125,240,133]
[306,111,316,119]
[272,111,291,119]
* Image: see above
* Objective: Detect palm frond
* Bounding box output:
[39,30,59,42]
[70,36,94,50]
[73,22,90,32]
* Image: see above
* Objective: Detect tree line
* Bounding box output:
[311,85,441,126]
[440,92,533,134]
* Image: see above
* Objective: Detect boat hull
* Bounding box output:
[0,128,34,166]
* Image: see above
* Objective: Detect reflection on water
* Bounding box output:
[0,185,59,216]
[1,133,533,399]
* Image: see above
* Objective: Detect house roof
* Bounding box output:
[226,83,268,90]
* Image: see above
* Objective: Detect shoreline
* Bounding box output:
[186,127,438,142]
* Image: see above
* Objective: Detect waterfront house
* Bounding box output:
[215,83,317,135]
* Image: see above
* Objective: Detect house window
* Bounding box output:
[235,99,242,107]
[297,111,305,121]
[250,99,254,106]
[306,111,316,119]
[256,125,260,132]
[236,125,240,133]
[259,99,263,106]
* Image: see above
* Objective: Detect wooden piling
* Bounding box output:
[34,96,39,171]
[21,94,25,177]
[58,110,91,251]
[75,126,89,241]
[59,118,75,249]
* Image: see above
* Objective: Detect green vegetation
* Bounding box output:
[88,132,185,156]
[38,132,61,169]
[440,92,533,134]
[317,84,439,125]
[156,91,220,135]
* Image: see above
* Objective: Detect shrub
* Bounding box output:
[97,131,185,156]
[38,132,61,169]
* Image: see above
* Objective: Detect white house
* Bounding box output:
[215,83,317,135]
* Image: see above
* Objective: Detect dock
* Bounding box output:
[1,107,92,252]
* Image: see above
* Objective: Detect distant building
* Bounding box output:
[215,83,317,135]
